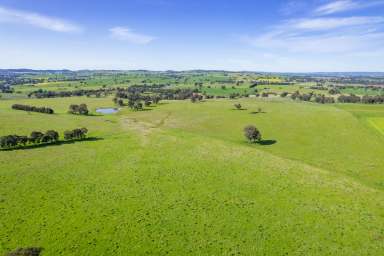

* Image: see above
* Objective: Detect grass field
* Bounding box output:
[1,97,384,255]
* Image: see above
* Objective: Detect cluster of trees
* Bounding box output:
[114,93,153,111]
[0,84,14,93]
[115,86,196,101]
[328,88,341,95]
[291,91,311,101]
[337,94,362,103]
[12,104,54,114]
[1,128,88,149]
[291,91,335,104]
[68,104,89,115]
[1,130,59,148]
[64,128,88,140]
[361,95,384,104]
[338,94,384,104]
[191,94,203,103]
[314,95,335,104]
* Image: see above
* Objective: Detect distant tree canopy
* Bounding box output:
[12,104,54,114]
[244,125,262,143]
[68,104,89,115]
[191,94,203,103]
[28,88,116,98]
[338,94,384,104]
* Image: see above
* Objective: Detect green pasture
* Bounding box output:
[1,97,384,255]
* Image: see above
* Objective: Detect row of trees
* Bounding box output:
[0,128,88,149]
[1,130,58,148]
[12,104,54,114]
[337,94,384,104]
[68,104,89,115]
[287,91,384,104]
[28,88,116,98]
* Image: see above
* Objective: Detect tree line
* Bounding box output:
[287,91,384,104]
[12,104,54,114]
[0,128,88,149]
[28,88,116,98]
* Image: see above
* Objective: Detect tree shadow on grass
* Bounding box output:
[249,111,266,114]
[6,247,43,256]
[257,139,277,146]
[0,137,103,151]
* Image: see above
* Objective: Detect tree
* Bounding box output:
[133,102,143,111]
[78,104,89,115]
[234,103,242,110]
[68,104,89,115]
[144,100,152,107]
[64,130,74,140]
[68,104,79,114]
[30,131,44,144]
[244,125,262,143]
[45,130,59,142]
[117,99,124,106]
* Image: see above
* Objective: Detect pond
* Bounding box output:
[96,108,119,114]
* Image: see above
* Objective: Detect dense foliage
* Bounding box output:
[68,104,89,115]
[244,125,262,143]
[0,128,88,149]
[12,104,54,114]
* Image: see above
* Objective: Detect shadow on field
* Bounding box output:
[258,140,277,146]
[249,111,266,114]
[6,247,43,256]
[0,137,103,151]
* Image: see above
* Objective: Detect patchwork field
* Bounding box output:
[1,97,384,255]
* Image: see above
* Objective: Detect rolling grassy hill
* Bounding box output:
[1,97,384,255]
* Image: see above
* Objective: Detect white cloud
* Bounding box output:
[290,16,384,30]
[242,16,384,54]
[0,6,82,32]
[315,0,384,15]
[109,27,155,44]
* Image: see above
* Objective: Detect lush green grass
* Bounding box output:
[1,97,384,255]
[368,118,384,134]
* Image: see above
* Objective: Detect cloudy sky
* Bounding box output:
[0,0,383,71]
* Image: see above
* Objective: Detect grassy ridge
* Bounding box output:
[1,97,384,255]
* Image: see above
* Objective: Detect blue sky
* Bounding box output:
[0,0,384,71]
